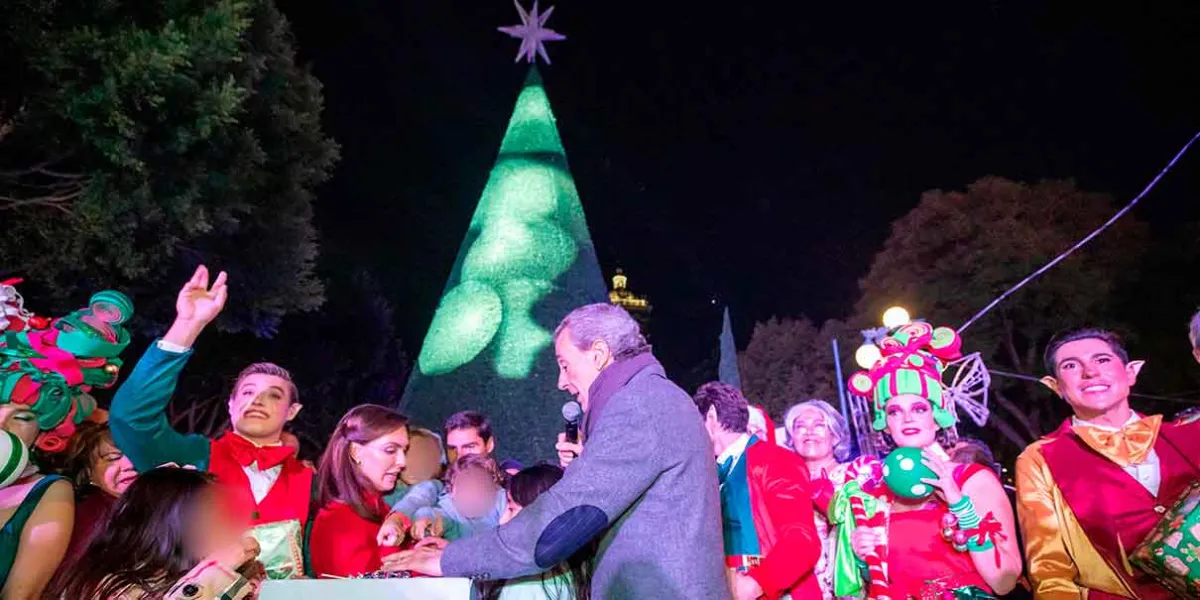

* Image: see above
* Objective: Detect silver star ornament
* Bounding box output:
[498,0,566,64]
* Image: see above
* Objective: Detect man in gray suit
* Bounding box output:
[387,303,729,599]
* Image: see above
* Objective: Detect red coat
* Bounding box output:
[207,433,314,527]
[744,439,823,600]
[309,499,408,578]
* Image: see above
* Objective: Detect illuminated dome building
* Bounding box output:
[608,268,652,336]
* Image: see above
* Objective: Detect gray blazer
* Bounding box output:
[441,362,730,599]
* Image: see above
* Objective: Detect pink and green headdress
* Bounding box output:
[847,321,963,432]
[1,280,134,452]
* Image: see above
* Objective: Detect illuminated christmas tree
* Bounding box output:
[401,21,606,460]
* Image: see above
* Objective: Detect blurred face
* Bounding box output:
[500,490,521,525]
[1045,338,1142,419]
[351,427,409,492]
[228,374,301,443]
[185,487,248,562]
[791,407,835,462]
[445,427,493,464]
[450,467,500,520]
[89,439,137,497]
[555,329,611,411]
[0,405,39,448]
[884,394,938,449]
[402,434,443,485]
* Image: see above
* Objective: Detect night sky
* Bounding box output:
[284,1,1200,376]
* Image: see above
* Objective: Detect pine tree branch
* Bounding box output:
[0,190,79,214]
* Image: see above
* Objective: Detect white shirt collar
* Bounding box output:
[1072,412,1141,432]
[717,433,752,465]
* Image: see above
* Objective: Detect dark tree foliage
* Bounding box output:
[854,176,1150,461]
[0,0,338,335]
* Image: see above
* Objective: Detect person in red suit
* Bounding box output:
[694,382,822,600]
[109,266,314,579]
[309,404,411,578]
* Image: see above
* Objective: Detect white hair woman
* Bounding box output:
[783,400,872,599]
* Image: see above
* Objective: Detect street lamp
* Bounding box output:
[882,306,911,329]
[855,343,882,368]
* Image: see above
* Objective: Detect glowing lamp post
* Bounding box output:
[882,306,911,329]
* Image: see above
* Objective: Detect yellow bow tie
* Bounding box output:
[1072,414,1162,468]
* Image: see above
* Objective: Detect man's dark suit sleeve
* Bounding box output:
[441,392,664,580]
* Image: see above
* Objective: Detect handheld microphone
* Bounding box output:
[561,400,582,443]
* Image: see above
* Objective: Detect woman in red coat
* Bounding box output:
[309,405,411,577]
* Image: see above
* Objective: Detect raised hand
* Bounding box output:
[163,266,228,348]
[920,448,964,506]
[176,265,228,325]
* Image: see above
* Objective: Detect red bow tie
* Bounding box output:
[224,434,295,470]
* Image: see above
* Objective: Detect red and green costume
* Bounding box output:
[838,322,1002,600]
[719,434,823,599]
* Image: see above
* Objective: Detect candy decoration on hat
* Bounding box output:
[0,284,134,452]
[0,430,30,489]
[847,321,963,432]
[0,279,34,334]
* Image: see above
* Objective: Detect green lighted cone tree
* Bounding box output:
[401,67,607,462]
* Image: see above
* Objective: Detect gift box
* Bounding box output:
[1130,481,1200,599]
[250,519,306,580]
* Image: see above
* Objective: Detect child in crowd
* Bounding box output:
[380,454,507,544]
[478,463,592,600]
[409,454,507,542]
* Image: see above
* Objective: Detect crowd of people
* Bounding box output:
[0,264,1198,599]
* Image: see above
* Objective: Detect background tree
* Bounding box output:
[0,0,337,335]
[854,176,1150,457]
[738,316,846,419]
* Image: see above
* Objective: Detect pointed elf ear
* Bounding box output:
[1039,376,1062,397]
[1126,360,1146,381]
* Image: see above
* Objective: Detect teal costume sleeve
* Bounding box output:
[109,341,212,472]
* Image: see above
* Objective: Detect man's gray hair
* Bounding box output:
[1190,308,1200,349]
[555,303,650,360]
[783,399,852,462]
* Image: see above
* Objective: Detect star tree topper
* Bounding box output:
[498,0,566,64]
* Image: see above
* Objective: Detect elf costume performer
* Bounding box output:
[1016,328,1200,599]
[109,266,313,580]
[0,279,130,452]
[832,322,1021,600]
[694,382,822,600]
[0,280,134,593]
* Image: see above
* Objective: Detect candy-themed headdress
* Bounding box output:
[847,321,963,432]
[0,279,134,452]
